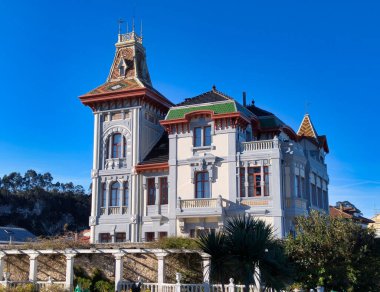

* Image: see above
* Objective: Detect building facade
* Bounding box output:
[79,31,330,244]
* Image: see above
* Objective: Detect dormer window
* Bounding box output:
[118,59,128,77]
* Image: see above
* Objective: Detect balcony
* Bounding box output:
[240,197,273,207]
[176,196,228,218]
[105,158,127,170]
[240,139,279,153]
[99,206,128,216]
[285,197,308,216]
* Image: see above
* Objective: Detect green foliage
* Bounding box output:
[153,236,200,249]
[0,284,36,292]
[94,280,113,292]
[0,170,90,236]
[76,277,92,290]
[285,210,380,291]
[40,284,66,292]
[198,216,290,291]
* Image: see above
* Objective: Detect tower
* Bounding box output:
[79,30,173,243]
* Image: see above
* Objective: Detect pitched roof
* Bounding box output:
[177,87,231,106]
[84,78,143,96]
[245,103,274,117]
[140,133,169,165]
[297,114,318,138]
[166,87,255,121]
[329,206,374,224]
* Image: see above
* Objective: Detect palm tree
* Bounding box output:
[198,216,290,292]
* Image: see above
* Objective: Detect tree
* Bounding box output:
[285,210,380,291]
[198,216,290,291]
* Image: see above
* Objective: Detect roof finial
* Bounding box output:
[212,85,216,91]
[132,17,135,32]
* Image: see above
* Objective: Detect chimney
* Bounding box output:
[242,91,246,107]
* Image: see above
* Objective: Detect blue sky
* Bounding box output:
[0,0,379,218]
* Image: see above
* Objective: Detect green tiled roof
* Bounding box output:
[166,102,236,120]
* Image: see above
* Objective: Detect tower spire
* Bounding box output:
[118,19,124,35]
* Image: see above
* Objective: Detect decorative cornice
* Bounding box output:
[135,162,169,173]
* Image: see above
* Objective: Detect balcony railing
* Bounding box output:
[105,158,127,170]
[108,206,120,215]
[180,198,218,209]
[240,197,272,207]
[100,207,106,215]
[122,206,128,214]
[240,139,279,152]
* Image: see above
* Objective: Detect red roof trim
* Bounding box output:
[135,162,169,173]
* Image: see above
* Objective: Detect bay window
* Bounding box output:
[239,165,270,197]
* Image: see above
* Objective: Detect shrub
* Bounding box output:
[94,280,113,292]
[153,236,199,249]
[76,277,92,290]
[40,284,66,292]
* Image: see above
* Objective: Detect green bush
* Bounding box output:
[76,277,92,290]
[153,236,199,249]
[40,284,66,292]
[94,280,113,292]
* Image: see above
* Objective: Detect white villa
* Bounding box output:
[79,30,330,244]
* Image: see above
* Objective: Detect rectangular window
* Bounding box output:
[194,127,202,147]
[112,134,122,158]
[189,229,196,238]
[147,178,156,205]
[311,183,317,206]
[195,172,210,198]
[115,232,126,243]
[99,233,111,243]
[193,126,212,147]
[301,177,306,199]
[323,190,328,210]
[295,176,300,198]
[145,232,155,242]
[159,177,168,205]
[317,187,323,209]
[123,181,129,206]
[248,167,261,197]
[101,183,106,207]
[204,126,211,146]
[264,166,270,196]
[239,168,246,197]
[159,232,168,239]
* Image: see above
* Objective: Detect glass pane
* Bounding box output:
[194,128,202,147]
[204,126,211,146]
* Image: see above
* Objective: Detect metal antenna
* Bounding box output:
[118,19,124,34]
[126,21,129,33]
[132,17,135,32]
[140,19,143,38]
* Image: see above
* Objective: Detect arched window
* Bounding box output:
[110,182,120,206]
[123,181,129,206]
[112,134,122,158]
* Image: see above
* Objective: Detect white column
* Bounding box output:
[65,253,76,291]
[156,252,168,291]
[114,253,124,292]
[90,112,101,244]
[28,253,39,283]
[201,253,210,292]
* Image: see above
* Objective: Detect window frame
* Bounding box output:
[110,182,120,207]
[147,178,156,206]
[239,168,246,197]
[193,126,212,147]
[123,181,129,207]
[195,171,210,199]
[115,232,126,243]
[101,183,107,207]
[159,177,168,205]
[99,233,111,243]
[112,133,123,158]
